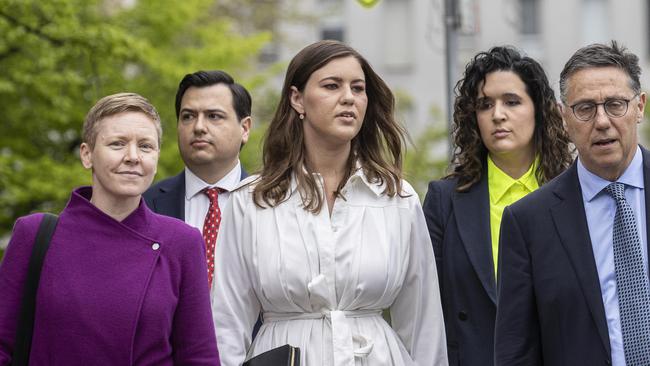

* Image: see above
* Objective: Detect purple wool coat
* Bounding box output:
[0,187,220,365]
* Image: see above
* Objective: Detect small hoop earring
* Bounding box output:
[299,113,305,120]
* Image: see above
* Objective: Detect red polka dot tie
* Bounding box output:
[202,187,222,288]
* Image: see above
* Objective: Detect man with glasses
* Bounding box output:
[495,41,649,366]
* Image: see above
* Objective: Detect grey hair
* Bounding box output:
[559,41,641,103]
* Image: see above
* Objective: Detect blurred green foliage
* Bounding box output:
[395,90,450,197]
[0,0,450,245]
[0,0,273,237]
[404,124,450,197]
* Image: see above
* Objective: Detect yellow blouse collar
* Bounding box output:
[487,155,540,204]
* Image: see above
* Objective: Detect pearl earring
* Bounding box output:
[299,113,305,120]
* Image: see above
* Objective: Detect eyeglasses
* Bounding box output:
[568,94,639,122]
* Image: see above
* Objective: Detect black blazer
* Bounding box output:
[423,171,496,366]
[494,147,650,365]
[143,168,248,219]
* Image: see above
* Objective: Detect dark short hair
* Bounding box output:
[174,70,252,121]
[559,41,642,103]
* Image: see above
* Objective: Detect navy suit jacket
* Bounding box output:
[143,168,248,220]
[494,147,650,366]
[423,172,497,366]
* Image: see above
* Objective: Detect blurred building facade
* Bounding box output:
[264,0,649,134]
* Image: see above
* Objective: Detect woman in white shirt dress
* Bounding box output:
[212,40,448,366]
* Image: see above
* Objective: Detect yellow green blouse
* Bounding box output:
[488,155,539,274]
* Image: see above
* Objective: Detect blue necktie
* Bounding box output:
[605,182,650,365]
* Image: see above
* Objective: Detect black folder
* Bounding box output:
[243,344,300,366]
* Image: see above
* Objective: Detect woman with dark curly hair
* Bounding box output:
[422,46,572,365]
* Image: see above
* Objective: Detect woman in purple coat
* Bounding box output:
[0,93,220,365]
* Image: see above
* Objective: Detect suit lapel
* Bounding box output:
[453,173,497,303]
[550,162,611,354]
[155,172,186,220]
[642,147,650,270]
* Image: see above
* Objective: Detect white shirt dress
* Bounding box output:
[212,170,448,366]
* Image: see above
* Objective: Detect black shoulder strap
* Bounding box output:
[12,213,59,366]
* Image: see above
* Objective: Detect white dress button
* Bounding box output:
[152,243,160,250]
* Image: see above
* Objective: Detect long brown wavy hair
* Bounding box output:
[253,40,406,212]
[449,46,572,191]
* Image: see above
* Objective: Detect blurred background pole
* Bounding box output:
[444,0,460,161]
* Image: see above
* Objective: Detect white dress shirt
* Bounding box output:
[212,169,448,366]
[184,161,242,234]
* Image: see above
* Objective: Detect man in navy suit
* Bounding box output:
[495,42,650,365]
[144,70,251,236]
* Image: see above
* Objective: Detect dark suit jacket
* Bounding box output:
[142,166,260,336]
[143,168,248,219]
[494,147,650,366]
[423,172,496,366]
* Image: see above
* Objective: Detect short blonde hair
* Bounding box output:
[82,92,162,148]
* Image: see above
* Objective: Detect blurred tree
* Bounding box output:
[240,87,281,174]
[0,0,271,236]
[402,120,450,198]
[394,90,449,198]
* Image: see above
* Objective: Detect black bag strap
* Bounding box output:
[12,213,59,366]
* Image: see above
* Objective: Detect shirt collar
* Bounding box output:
[577,145,644,202]
[289,161,385,197]
[350,165,385,196]
[184,161,242,199]
[487,155,539,203]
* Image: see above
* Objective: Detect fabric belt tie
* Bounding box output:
[263,309,380,365]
